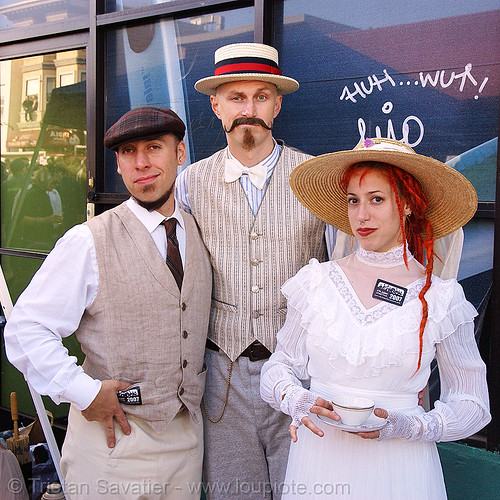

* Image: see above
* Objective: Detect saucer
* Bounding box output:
[317,414,387,432]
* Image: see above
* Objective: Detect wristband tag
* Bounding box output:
[372,279,407,306]
[117,385,142,405]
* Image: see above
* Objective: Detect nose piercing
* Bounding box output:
[359,220,366,226]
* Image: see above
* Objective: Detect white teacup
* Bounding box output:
[331,396,375,426]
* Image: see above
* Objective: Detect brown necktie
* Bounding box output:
[162,218,183,291]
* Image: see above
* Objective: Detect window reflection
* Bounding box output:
[276,0,498,294]
[460,219,495,281]
[276,0,498,200]
[0,0,88,31]
[105,5,254,192]
[1,51,87,259]
[106,0,198,14]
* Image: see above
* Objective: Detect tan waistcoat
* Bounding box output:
[183,142,327,360]
[76,203,212,433]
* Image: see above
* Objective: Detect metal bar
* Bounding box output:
[0,249,46,259]
[254,1,283,51]
[0,265,65,491]
[0,32,88,60]
[254,0,265,43]
[0,19,89,46]
[486,114,500,451]
[86,0,100,221]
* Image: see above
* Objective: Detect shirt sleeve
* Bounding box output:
[260,302,311,411]
[175,168,192,214]
[430,320,491,441]
[4,225,102,410]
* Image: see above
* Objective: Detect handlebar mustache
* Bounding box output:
[225,117,272,133]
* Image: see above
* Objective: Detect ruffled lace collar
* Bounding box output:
[329,263,424,326]
[280,259,474,378]
[356,244,413,268]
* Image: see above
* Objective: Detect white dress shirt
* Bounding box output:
[227,140,281,214]
[4,198,186,411]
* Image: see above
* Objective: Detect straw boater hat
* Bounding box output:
[289,138,478,240]
[195,43,299,96]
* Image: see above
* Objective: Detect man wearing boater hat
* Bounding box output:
[5,107,212,499]
[176,43,335,498]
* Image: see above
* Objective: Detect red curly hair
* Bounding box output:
[341,161,434,374]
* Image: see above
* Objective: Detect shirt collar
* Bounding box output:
[126,197,185,234]
[227,138,280,171]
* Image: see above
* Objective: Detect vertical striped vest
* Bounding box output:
[183,142,327,360]
[76,203,212,433]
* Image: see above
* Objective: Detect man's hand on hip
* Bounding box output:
[81,379,132,448]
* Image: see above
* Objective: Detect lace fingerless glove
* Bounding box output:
[378,411,443,441]
[280,385,318,428]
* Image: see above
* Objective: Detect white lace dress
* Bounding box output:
[260,250,490,500]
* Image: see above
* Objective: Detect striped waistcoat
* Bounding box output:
[183,142,327,360]
[76,203,212,433]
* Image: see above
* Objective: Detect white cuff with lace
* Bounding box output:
[280,385,318,428]
[378,411,443,441]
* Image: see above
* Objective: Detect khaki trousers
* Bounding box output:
[61,405,203,500]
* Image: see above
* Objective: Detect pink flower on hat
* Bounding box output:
[364,138,375,148]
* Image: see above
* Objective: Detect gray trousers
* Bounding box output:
[202,349,291,499]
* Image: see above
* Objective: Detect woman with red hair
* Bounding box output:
[260,138,490,499]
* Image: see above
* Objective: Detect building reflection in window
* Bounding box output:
[1,51,87,300]
[104,5,254,192]
[0,0,88,31]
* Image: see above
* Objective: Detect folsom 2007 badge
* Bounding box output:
[372,279,407,306]
[117,385,142,405]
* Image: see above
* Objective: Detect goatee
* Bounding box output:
[134,183,174,212]
[242,128,256,151]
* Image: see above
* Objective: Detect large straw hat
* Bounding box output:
[289,138,478,239]
[195,43,299,95]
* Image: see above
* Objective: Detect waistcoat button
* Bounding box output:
[251,285,260,293]
[251,258,260,266]
[182,330,188,339]
[182,359,188,368]
[250,232,259,240]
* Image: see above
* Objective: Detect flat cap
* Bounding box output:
[104,106,185,150]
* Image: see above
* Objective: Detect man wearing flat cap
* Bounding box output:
[5,106,212,499]
[176,43,337,499]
